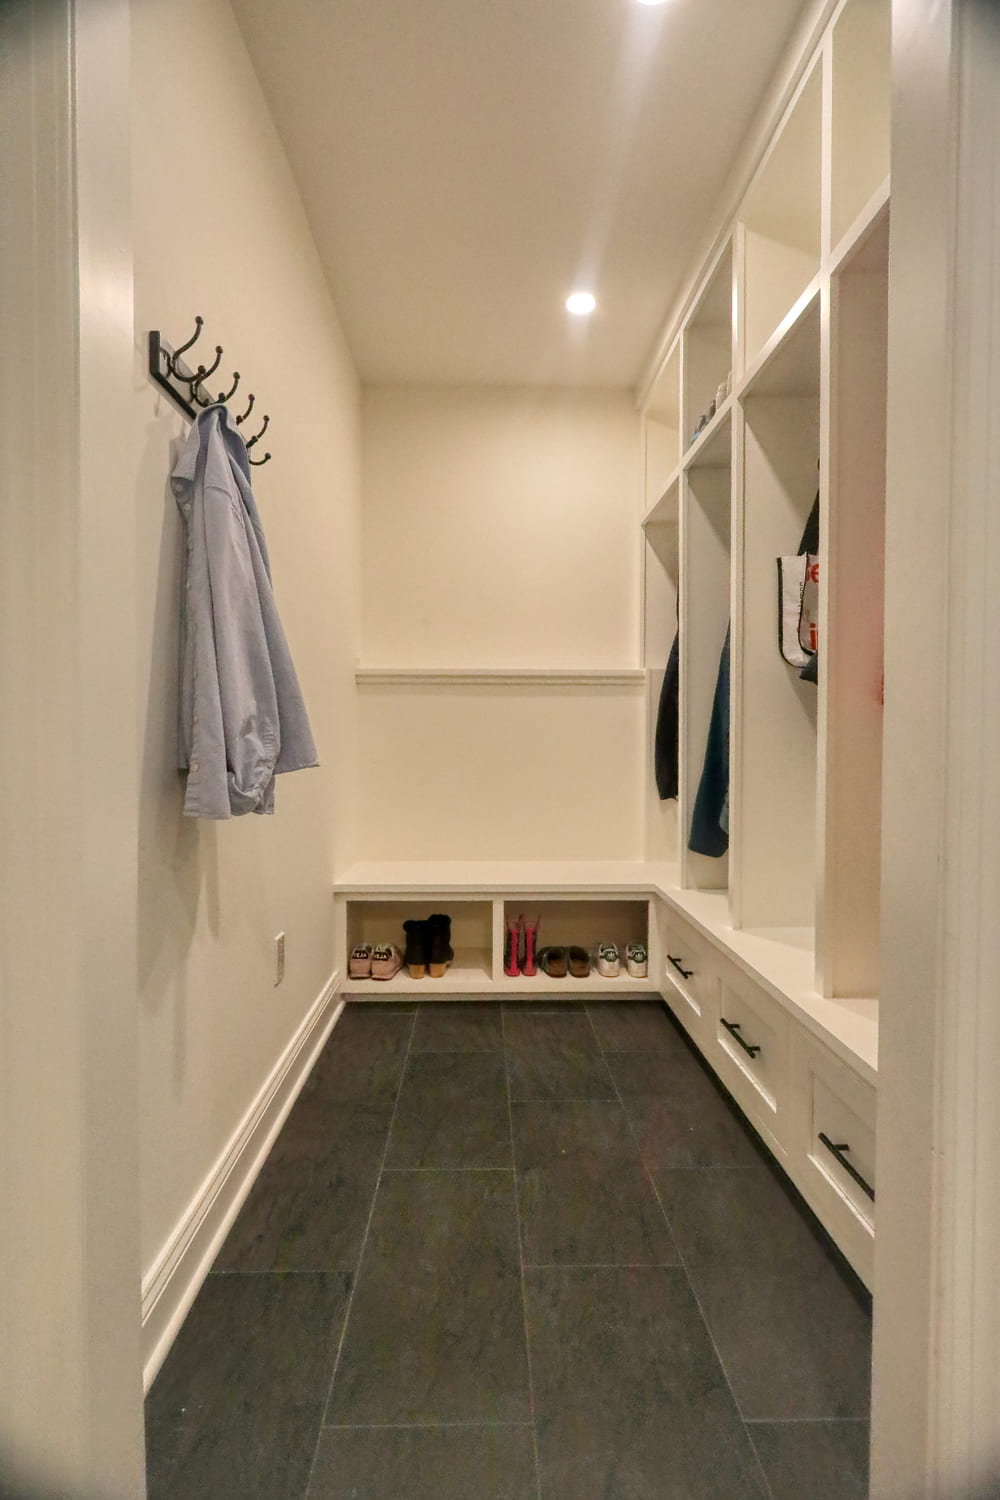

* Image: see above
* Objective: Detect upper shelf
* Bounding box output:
[738,279,821,401]
[334,859,681,895]
[830,178,890,280]
[642,468,680,528]
[683,397,732,471]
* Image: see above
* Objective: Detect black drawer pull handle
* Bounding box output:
[720,1017,761,1059]
[818,1132,875,1203]
[668,954,694,979]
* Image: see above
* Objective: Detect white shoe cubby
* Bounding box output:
[334,864,661,995]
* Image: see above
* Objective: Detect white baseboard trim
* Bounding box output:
[140,970,344,1391]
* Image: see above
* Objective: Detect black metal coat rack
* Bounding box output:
[148,316,272,465]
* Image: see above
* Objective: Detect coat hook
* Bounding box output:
[235,392,256,425]
[191,344,223,389]
[248,450,271,467]
[167,315,204,376]
[217,370,241,404]
[245,413,269,450]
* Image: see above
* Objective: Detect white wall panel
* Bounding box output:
[357,682,645,861]
[361,386,640,669]
[131,0,362,1284]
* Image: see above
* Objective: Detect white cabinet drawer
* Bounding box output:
[711,970,789,1151]
[658,911,718,1045]
[788,1029,876,1286]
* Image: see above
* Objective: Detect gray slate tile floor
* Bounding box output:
[145,999,872,1499]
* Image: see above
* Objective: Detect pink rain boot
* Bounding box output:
[521,915,540,977]
[504,913,523,977]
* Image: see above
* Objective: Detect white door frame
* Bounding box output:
[873,2,1000,1495]
[0,1,144,1494]
[4,0,1000,1494]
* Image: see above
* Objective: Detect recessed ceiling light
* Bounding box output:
[566,291,597,316]
[635,0,669,6]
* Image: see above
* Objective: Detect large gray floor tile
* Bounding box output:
[410,1001,503,1051]
[340,997,418,1012]
[306,1425,537,1499]
[502,999,585,1012]
[750,1420,870,1499]
[213,1102,392,1271]
[606,1045,722,1096]
[504,1012,614,1100]
[385,1052,511,1168]
[688,1260,872,1420]
[512,1100,677,1266]
[586,1000,679,1053]
[653,1165,832,1269]
[304,1007,413,1105]
[525,1267,766,1500]
[146,1273,349,1500]
[619,1084,769,1170]
[147,1404,325,1500]
[327,1171,530,1425]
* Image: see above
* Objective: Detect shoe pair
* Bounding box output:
[594,942,648,979]
[537,945,591,978]
[403,914,453,980]
[348,943,402,981]
[504,914,539,977]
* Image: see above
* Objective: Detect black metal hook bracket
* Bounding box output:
[148,318,274,464]
[246,412,271,466]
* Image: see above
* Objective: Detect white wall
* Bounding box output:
[356,387,645,862]
[356,679,646,861]
[131,0,361,1286]
[362,386,640,668]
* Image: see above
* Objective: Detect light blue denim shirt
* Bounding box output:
[171,405,318,818]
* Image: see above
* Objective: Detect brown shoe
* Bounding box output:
[538,946,568,978]
[568,946,591,978]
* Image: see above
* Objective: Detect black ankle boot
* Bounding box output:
[426,913,453,978]
[403,919,428,979]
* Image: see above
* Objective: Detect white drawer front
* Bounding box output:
[787,1029,876,1287]
[660,915,717,1043]
[809,1069,876,1230]
[713,974,789,1146]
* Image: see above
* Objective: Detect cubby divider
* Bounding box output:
[817,200,888,999]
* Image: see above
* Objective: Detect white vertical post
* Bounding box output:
[0,0,144,1494]
[874,1,1000,1494]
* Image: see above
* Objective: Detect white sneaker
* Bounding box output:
[595,942,620,979]
[626,942,648,979]
[370,944,402,981]
[348,943,372,979]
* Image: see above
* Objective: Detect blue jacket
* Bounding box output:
[172,406,318,818]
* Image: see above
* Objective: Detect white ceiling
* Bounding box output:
[231,0,807,389]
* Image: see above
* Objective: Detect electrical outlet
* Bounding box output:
[274,932,285,986]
